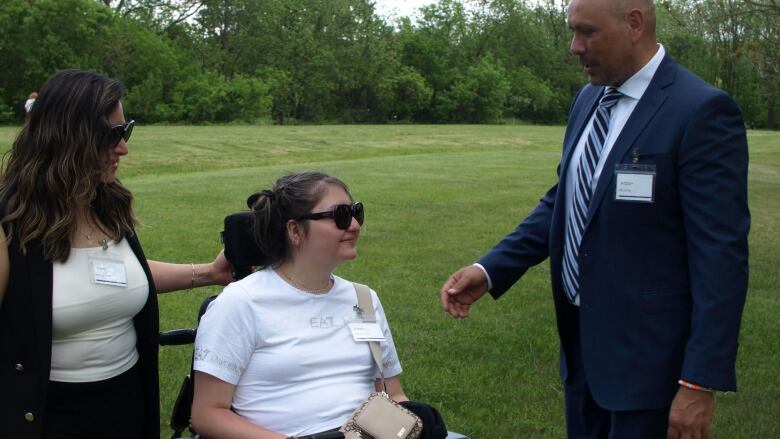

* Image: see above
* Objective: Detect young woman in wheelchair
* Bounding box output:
[192,171,446,439]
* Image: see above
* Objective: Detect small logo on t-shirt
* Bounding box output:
[310,316,334,328]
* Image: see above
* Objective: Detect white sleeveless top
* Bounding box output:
[50,238,149,382]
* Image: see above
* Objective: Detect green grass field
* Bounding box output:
[1,125,777,438]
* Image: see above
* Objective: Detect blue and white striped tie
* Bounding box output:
[562,88,622,304]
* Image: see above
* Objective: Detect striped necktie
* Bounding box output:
[562,87,622,304]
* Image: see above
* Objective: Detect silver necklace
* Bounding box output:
[80,227,108,250]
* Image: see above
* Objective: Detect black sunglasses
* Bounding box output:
[109,119,134,145]
[295,202,364,230]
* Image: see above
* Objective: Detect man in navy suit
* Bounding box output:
[440,0,749,437]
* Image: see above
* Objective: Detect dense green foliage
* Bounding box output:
[0,0,777,127]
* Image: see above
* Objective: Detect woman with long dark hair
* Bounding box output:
[0,69,233,439]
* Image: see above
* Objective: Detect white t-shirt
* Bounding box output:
[50,239,149,382]
[194,268,403,436]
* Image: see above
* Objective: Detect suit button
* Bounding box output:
[25,412,35,422]
[15,363,24,371]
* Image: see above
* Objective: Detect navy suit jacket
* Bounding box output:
[478,54,749,411]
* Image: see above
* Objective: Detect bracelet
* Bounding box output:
[678,379,714,392]
[190,263,196,289]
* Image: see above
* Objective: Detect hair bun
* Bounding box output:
[247,190,276,209]
[246,193,260,208]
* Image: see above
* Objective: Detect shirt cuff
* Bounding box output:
[473,263,492,291]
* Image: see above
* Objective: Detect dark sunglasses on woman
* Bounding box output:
[295,202,364,230]
[110,119,134,146]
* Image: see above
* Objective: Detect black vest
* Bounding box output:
[0,217,159,439]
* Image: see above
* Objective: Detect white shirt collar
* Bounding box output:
[616,44,665,101]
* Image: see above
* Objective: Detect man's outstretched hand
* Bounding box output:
[440,265,489,318]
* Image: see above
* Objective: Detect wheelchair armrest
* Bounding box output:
[159,328,197,346]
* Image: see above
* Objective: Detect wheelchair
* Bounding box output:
[157,212,468,438]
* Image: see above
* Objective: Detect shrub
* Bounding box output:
[435,58,510,123]
[377,66,433,122]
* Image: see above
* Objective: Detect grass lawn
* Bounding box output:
[1,124,777,438]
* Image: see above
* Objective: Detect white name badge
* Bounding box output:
[614,164,656,203]
[347,321,386,342]
[89,254,128,287]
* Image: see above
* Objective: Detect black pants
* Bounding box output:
[564,306,669,439]
[42,363,144,439]
[298,428,344,439]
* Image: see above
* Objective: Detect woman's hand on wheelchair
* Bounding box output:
[209,250,236,286]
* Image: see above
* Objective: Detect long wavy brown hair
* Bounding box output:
[0,69,137,262]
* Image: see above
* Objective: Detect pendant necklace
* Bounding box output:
[81,227,108,250]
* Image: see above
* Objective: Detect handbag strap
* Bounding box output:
[352,282,387,393]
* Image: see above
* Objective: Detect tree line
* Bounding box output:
[0,0,777,128]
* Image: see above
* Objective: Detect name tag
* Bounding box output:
[89,253,128,287]
[347,321,386,342]
[615,164,656,203]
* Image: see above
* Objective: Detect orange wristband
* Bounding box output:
[678,379,714,392]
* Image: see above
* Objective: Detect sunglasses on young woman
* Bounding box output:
[295,202,364,230]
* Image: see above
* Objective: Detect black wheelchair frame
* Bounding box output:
[159,296,215,439]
